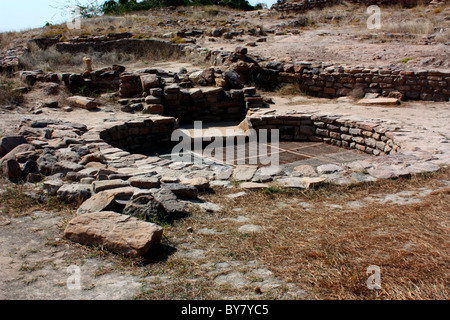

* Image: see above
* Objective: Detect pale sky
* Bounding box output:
[0,0,277,32]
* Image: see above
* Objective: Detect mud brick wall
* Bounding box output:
[99,117,178,152]
[248,113,401,156]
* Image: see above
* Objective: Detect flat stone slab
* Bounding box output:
[76,191,118,215]
[226,191,247,199]
[64,211,163,257]
[240,182,270,190]
[357,98,400,106]
[128,176,161,189]
[233,165,257,181]
[161,183,198,199]
[92,179,130,193]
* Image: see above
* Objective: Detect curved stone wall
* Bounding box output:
[247,112,401,156]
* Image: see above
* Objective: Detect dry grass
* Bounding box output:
[0,75,25,106]
[2,166,448,300]
[19,42,183,73]
[0,177,75,218]
[161,168,449,300]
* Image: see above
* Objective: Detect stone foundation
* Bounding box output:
[247,113,401,156]
[98,116,178,152]
[271,0,434,12]
[204,50,450,102]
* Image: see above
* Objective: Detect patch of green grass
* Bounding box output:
[400,57,413,63]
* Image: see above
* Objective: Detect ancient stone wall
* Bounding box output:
[278,63,450,102]
[99,117,178,152]
[248,113,401,156]
[54,39,185,57]
[271,0,433,11]
[205,50,450,102]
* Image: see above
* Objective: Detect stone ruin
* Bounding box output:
[0,33,448,257]
[271,0,439,12]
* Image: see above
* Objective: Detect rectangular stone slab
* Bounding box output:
[64,211,163,257]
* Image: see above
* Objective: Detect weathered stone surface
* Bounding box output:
[128,176,161,189]
[79,152,105,165]
[253,166,283,182]
[67,96,98,110]
[233,165,257,181]
[53,161,84,174]
[149,188,187,216]
[140,74,160,91]
[2,159,22,182]
[317,164,344,175]
[64,211,163,257]
[92,179,130,193]
[161,183,198,198]
[181,177,210,190]
[76,191,119,215]
[43,179,64,196]
[0,144,36,165]
[0,136,27,158]
[238,224,262,233]
[357,98,400,106]
[277,177,306,189]
[301,177,326,189]
[240,182,270,190]
[57,183,92,203]
[293,165,319,177]
[123,195,164,221]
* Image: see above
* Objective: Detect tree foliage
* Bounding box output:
[100,0,256,14]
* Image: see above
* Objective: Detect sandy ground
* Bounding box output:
[204,26,450,71]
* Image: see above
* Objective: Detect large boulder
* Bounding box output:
[64,211,163,257]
